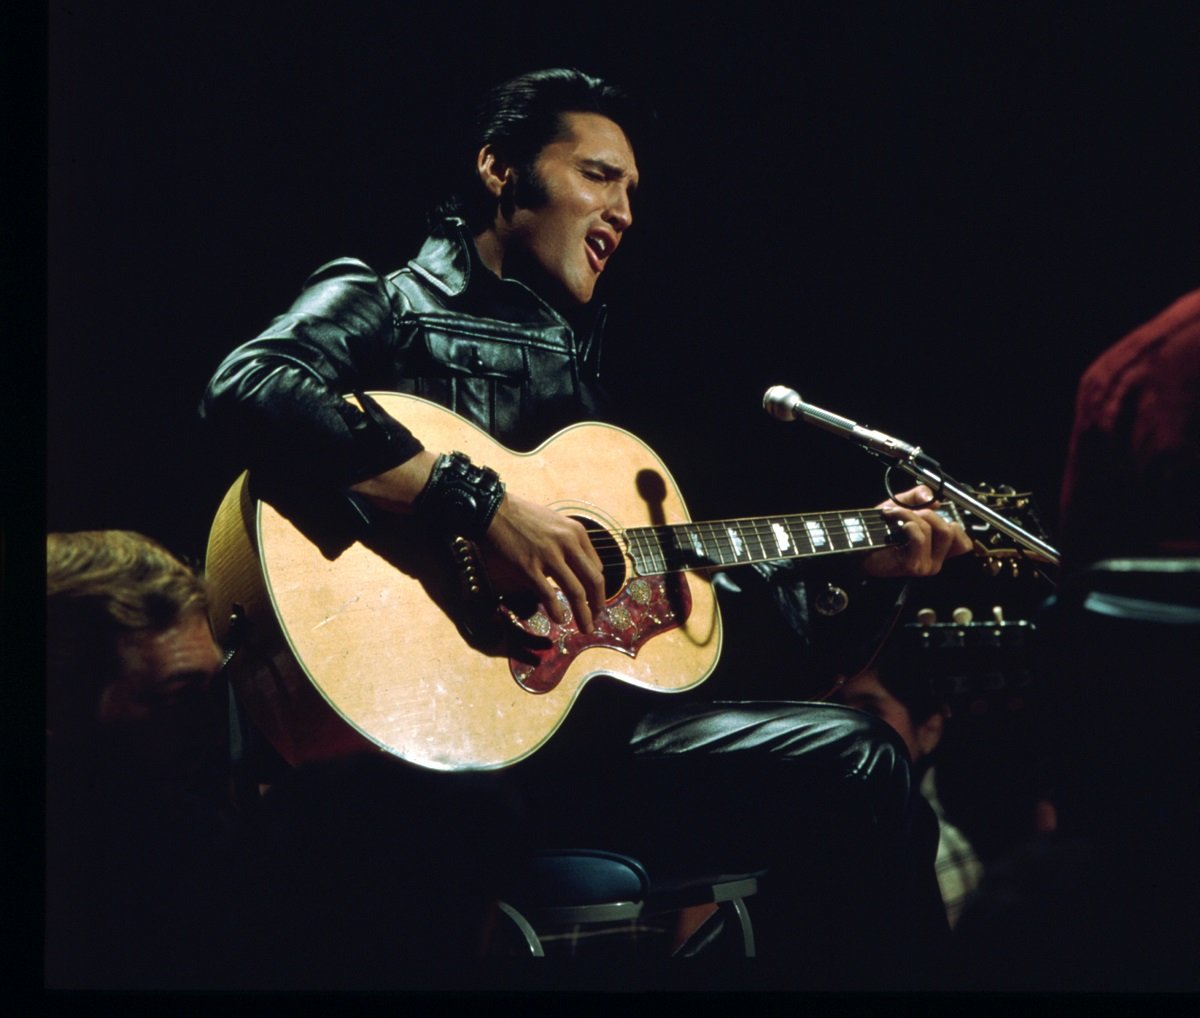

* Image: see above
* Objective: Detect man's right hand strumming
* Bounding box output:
[479,492,606,634]
[350,450,605,634]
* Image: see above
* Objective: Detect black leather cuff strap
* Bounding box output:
[414,451,506,538]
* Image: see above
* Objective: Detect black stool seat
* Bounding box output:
[497,848,765,957]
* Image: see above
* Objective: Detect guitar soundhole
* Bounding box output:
[570,515,627,601]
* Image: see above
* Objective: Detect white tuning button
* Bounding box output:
[952,606,974,625]
[916,608,937,626]
[992,605,1005,623]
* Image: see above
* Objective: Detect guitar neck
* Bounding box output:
[624,505,963,575]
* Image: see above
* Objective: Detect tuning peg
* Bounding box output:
[992,605,1005,623]
[916,608,937,626]
[952,606,974,625]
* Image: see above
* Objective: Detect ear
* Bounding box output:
[476,144,513,199]
[914,710,946,759]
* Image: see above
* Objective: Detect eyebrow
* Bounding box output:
[581,158,639,193]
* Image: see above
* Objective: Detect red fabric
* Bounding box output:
[1059,288,1200,570]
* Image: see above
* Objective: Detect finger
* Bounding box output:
[950,517,974,556]
[903,515,936,574]
[918,505,973,563]
[888,485,936,509]
[884,508,934,574]
[532,542,593,632]
[892,484,972,560]
[552,564,595,634]
[555,519,605,628]
[922,521,956,571]
[528,570,569,625]
[931,512,969,564]
[575,522,605,572]
[567,539,607,617]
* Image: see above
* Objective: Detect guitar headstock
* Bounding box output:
[956,482,1056,576]
[904,614,1038,710]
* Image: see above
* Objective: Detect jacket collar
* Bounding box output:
[408,217,607,341]
[407,217,475,297]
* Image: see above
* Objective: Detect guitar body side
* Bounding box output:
[207,473,370,765]
[205,393,722,771]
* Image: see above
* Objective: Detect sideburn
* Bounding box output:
[504,163,550,217]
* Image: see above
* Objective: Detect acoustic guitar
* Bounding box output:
[205,392,1046,771]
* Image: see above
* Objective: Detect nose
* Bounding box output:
[605,187,633,232]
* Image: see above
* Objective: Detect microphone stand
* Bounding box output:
[882,447,1060,567]
[768,389,1060,565]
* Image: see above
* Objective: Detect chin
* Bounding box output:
[571,276,599,305]
[550,280,596,312]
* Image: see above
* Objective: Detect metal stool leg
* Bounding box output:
[726,895,756,957]
[495,901,545,957]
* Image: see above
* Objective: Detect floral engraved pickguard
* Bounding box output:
[508,573,693,692]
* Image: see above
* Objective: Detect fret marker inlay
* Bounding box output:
[842,515,868,545]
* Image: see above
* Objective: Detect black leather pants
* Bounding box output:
[516,698,949,986]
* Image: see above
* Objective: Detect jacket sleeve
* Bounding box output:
[200,258,425,491]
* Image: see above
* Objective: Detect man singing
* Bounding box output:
[203,68,969,985]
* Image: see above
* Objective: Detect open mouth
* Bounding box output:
[585,233,613,272]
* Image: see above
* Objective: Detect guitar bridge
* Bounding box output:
[447,535,505,645]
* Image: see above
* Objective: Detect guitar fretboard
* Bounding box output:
[624,506,962,576]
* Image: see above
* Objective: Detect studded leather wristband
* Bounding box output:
[414,451,506,538]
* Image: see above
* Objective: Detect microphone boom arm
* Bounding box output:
[886,452,1060,566]
[764,385,1060,566]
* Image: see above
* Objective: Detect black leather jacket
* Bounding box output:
[202,217,607,492]
[202,218,903,693]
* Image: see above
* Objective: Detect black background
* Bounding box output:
[46,1,1200,565]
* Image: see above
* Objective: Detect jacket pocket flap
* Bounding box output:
[423,331,528,380]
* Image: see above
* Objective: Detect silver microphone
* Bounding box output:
[762,385,919,460]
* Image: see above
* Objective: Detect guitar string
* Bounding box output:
[577,496,1023,575]
[583,529,898,564]
[588,515,901,550]
[585,503,965,551]
[582,499,1024,572]
[581,511,905,572]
